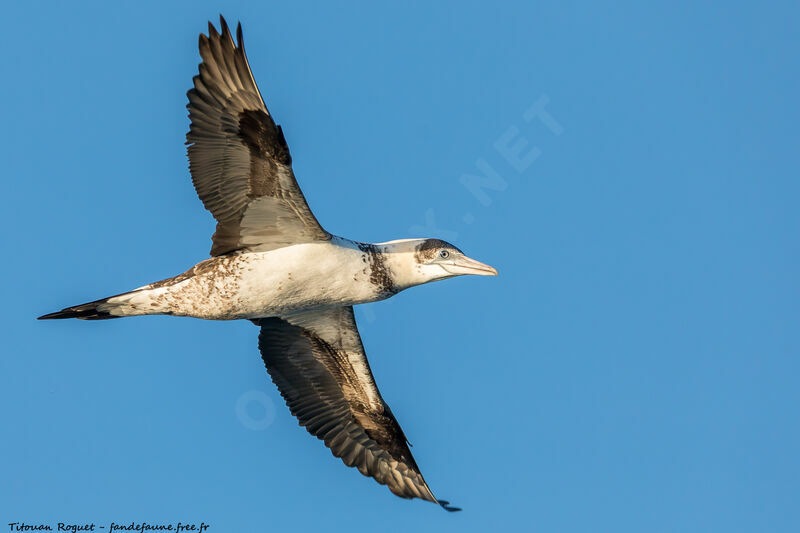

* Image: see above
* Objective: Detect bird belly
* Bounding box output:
[146,243,382,320]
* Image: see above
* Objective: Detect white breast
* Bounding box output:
[148,238,383,320]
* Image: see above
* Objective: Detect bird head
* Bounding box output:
[379,238,498,290]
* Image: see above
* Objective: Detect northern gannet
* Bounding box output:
[39,16,497,511]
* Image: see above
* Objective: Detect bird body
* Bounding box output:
[77,237,474,321]
[39,16,496,511]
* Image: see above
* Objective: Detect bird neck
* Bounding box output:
[364,238,436,292]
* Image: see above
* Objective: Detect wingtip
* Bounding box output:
[236,22,244,49]
[207,20,218,38]
[437,499,462,512]
[219,14,231,38]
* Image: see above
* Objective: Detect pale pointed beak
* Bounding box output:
[443,255,499,276]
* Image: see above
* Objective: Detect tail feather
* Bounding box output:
[38,293,133,320]
[38,298,120,320]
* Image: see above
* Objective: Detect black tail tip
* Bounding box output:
[37,307,117,320]
[38,310,72,320]
[438,500,462,512]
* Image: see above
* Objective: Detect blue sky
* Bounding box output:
[2,1,799,531]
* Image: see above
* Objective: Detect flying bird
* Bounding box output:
[39,16,496,511]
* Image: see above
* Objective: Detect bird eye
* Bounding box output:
[439,250,450,259]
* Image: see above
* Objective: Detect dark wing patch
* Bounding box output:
[255,307,457,509]
[187,17,330,256]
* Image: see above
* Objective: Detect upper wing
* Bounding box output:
[187,17,330,256]
[255,307,459,510]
